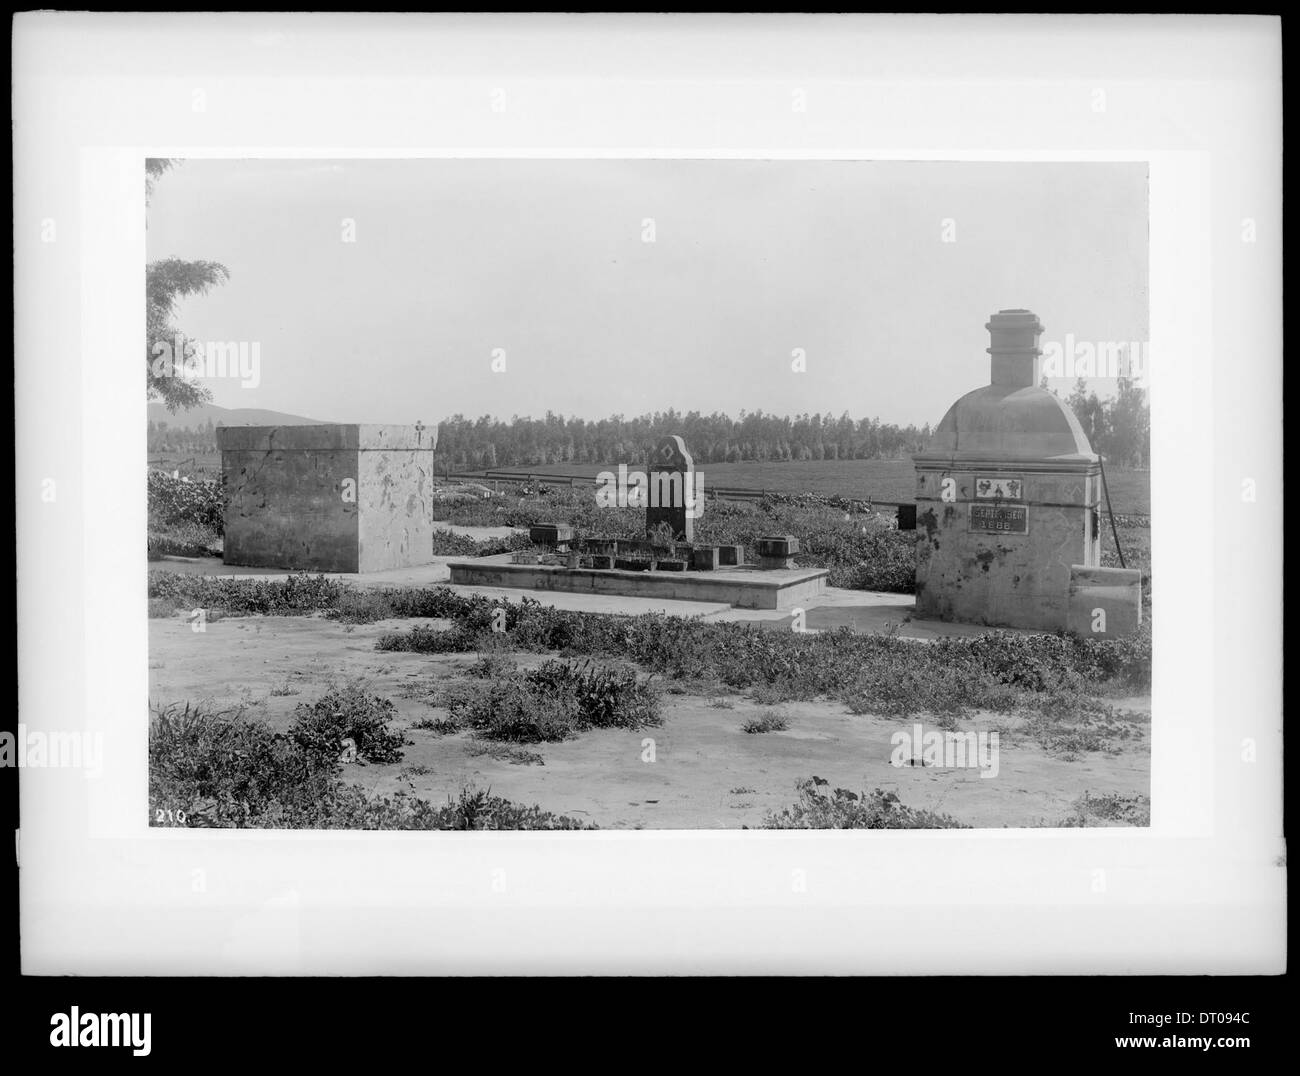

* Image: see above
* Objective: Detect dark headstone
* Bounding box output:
[645,435,695,543]
[897,504,917,531]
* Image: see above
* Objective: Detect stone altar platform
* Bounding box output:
[446,553,829,610]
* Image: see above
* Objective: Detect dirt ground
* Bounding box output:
[148,613,1150,829]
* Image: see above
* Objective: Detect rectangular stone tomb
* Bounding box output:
[217,423,435,573]
[529,523,575,550]
[448,553,828,610]
[755,535,799,569]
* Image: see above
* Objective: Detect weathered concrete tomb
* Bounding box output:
[912,310,1142,637]
[217,423,436,573]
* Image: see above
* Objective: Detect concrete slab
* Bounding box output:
[149,559,1044,638]
[149,556,731,618]
[447,553,829,610]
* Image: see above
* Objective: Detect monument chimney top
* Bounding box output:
[986,308,1044,389]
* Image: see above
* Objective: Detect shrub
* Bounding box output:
[148,571,345,616]
[741,712,790,734]
[1058,791,1151,827]
[149,702,590,829]
[148,597,179,618]
[453,678,583,743]
[372,589,1152,706]
[437,658,661,743]
[289,682,408,764]
[424,783,593,830]
[147,471,226,535]
[524,659,661,730]
[762,777,970,829]
[376,623,484,653]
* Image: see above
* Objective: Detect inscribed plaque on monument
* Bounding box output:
[969,503,1028,534]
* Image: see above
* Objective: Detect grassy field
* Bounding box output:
[146,451,1149,516]
[465,459,1151,516]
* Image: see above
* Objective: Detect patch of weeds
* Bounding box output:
[149,703,587,830]
[741,712,790,734]
[377,623,485,653]
[410,714,462,735]
[449,679,579,743]
[1058,791,1151,827]
[399,764,433,778]
[466,742,546,766]
[524,659,661,731]
[436,658,662,743]
[729,786,756,794]
[762,777,970,829]
[709,698,736,710]
[289,681,408,764]
[269,679,300,697]
[465,647,517,680]
[148,597,178,619]
[427,783,593,830]
[748,681,807,705]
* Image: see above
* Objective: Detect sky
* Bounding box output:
[147,158,1148,427]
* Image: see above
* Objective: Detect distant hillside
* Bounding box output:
[147,402,320,427]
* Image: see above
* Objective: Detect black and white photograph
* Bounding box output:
[9,10,1284,1039]
[142,157,1151,832]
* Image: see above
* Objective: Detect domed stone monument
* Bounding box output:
[911,310,1142,636]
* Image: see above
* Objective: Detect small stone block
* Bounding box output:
[692,546,721,571]
[588,554,613,570]
[755,535,799,559]
[1068,565,1143,638]
[529,523,575,549]
[717,543,744,566]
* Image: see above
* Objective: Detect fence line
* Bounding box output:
[441,468,908,508]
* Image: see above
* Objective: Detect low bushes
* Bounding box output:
[433,657,662,743]
[149,698,593,830]
[761,777,970,829]
[289,682,408,764]
[147,471,226,535]
[1057,790,1151,827]
[147,574,1153,717]
[148,571,345,617]
[742,711,790,734]
[429,530,533,558]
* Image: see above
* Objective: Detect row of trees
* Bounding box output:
[146,160,1146,470]
[148,418,219,455]
[147,383,1150,469]
[433,410,934,469]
